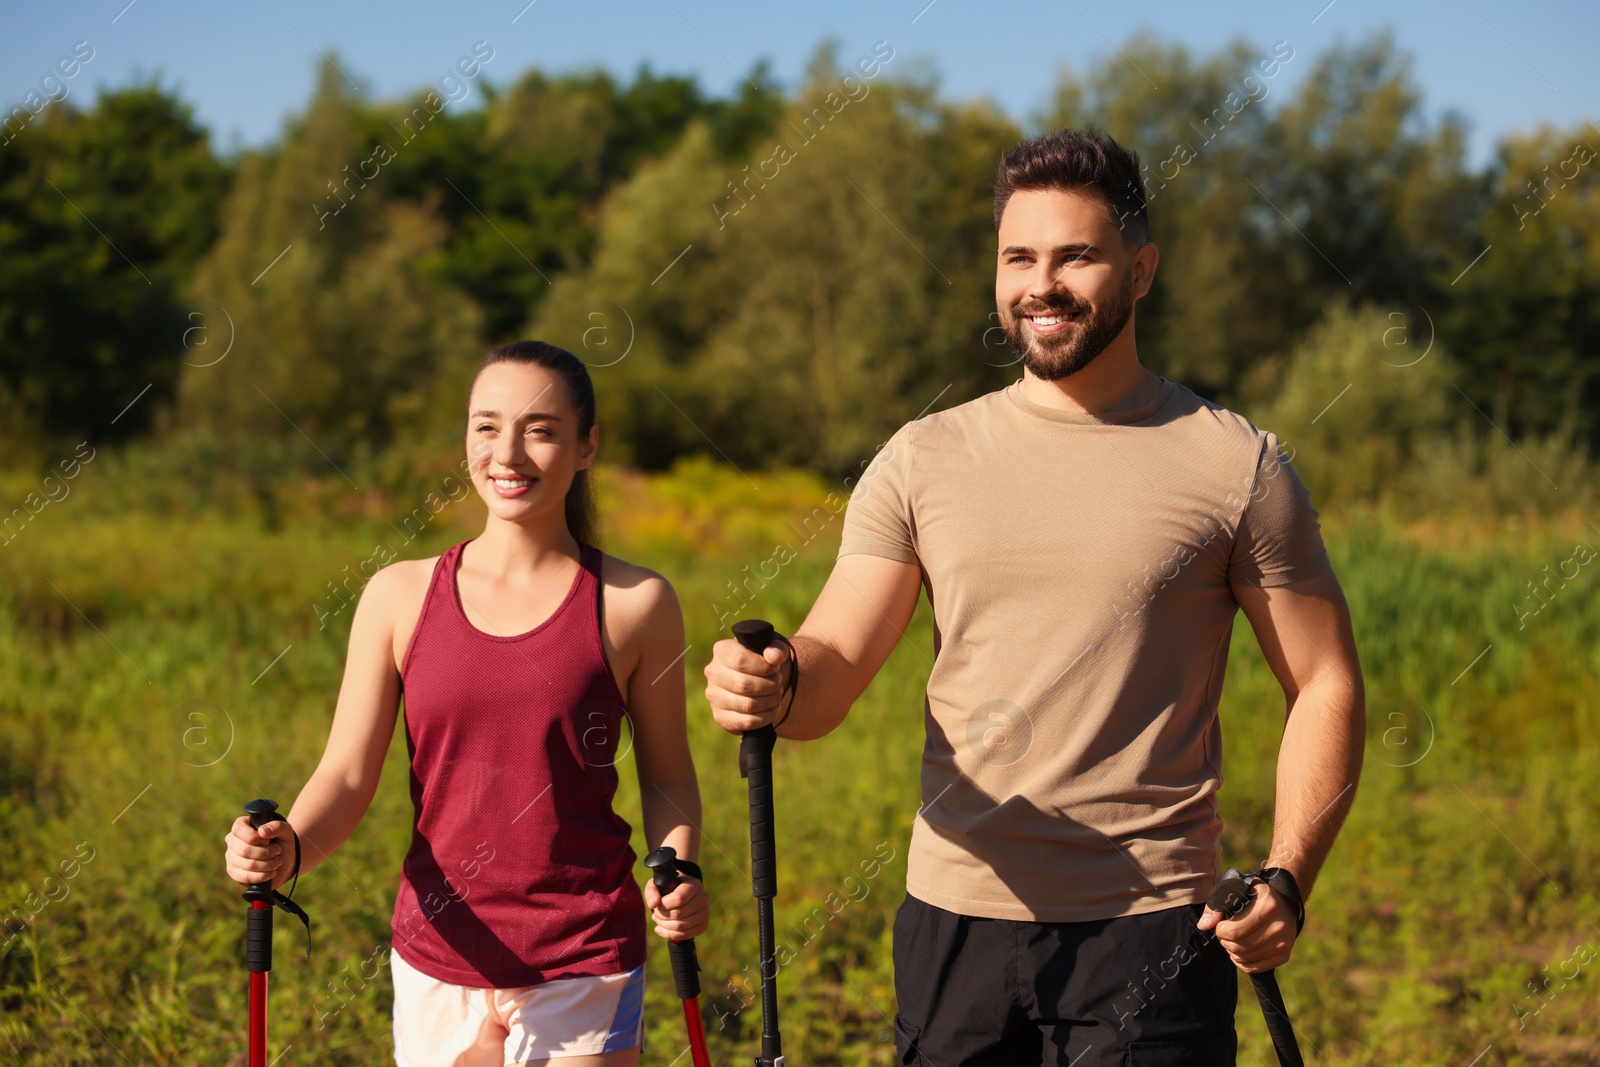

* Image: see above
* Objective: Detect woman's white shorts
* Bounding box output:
[391,949,645,1065]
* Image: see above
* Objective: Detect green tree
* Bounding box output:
[1263,33,1484,378]
[177,62,481,470]
[0,83,228,449]
[1444,124,1600,445]
[1042,33,1286,402]
[174,56,772,468]
[1255,302,1461,504]
[529,45,1020,472]
[1042,32,1484,409]
[433,63,780,340]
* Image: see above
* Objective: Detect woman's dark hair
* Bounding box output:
[993,127,1150,246]
[471,341,599,547]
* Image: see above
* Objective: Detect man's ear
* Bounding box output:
[1131,242,1160,299]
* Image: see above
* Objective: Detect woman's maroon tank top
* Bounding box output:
[390,539,645,987]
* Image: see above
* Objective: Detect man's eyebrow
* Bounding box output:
[1000,243,1098,257]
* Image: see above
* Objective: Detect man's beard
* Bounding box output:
[1001,266,1136,382]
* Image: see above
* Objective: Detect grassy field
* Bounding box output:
[1,455,1597,1065]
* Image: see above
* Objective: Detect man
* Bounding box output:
[705,127,1365,1065]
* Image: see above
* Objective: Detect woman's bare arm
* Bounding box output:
[223,562,415,888]
[604,559,706,940]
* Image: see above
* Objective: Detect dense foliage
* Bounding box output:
[1,33,1595,479]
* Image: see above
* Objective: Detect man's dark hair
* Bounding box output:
[993,127,1149,245]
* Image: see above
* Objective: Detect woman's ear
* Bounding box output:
[578,423,600,470]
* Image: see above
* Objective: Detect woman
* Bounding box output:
[224,341,707,1066]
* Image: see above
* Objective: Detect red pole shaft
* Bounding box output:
[249,900,270,1067]
[683,998,711,1067]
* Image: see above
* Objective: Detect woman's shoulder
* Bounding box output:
[344,551,450,638]
[367,552,446,605]
[369,552,452,672]
[596,550,681,628]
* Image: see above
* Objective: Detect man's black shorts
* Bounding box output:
[891,893,1238,1066]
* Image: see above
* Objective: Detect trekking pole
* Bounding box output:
[732,618,797,1067]
[243,799,281,1067]
[643,847,713,1067]
[241,798,311,1067]
[1207,867,1305,1067]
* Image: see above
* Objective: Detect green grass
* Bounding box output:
[1,457,1597,1065]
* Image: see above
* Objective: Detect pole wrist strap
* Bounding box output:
[275,828,312,958]
[1252,866,1305,935]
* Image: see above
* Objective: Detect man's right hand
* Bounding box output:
[704,638,793,734]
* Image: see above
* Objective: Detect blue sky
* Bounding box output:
[6,1,1596,167]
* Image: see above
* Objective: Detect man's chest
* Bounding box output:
[909,436,1251,626]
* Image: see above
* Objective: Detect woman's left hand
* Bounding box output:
[645,875,709,941]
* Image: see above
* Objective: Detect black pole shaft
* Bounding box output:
[733,620,784,1067]
[756,895,779,1062]
[1248,971,1305,1067]
[741,727,781,1063]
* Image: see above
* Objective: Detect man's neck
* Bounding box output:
[1016,345,1161,417]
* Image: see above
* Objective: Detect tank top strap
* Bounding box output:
[577,542,602,585]
[576,541,604,638]
[577,542,627,705]
[427,540,471,618]
[401,540,470,681]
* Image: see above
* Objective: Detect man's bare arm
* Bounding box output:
[1197,567,1364,971]
[705,553,923,740]
[1236,568,1366,900]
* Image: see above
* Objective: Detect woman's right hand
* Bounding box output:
[224,815,297,890]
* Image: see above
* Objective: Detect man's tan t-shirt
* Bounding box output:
[837,376,1332,922]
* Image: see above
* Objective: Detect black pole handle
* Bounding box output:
[732,620,779,902]
[643,847,703,1002]
[1208,867,1305,1067]
[243,799,281,974]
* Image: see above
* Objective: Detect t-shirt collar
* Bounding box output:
[1004,375,1176,426]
